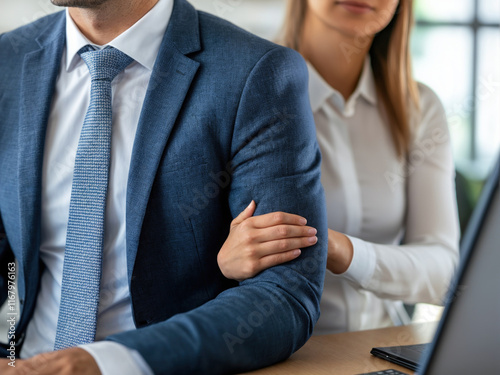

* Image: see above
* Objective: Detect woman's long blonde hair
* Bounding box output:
[280,0,419,157]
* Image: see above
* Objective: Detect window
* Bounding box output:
[413,0,500,179]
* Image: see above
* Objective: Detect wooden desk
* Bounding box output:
[242,322,437,375]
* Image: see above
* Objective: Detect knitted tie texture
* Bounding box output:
[54,46,133,350]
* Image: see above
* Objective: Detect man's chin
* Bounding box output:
[50,0,109,8]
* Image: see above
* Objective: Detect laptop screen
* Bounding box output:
[420,157,500,374]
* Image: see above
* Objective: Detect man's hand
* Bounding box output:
[0,347,101,375]
[217,200,318,281]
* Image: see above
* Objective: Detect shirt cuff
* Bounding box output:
[80,341,153,375]
[340,235,376,288]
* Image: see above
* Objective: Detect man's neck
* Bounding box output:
[299,15,372,101]
[68,0,159,45]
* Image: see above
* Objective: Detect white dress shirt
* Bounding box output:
[20,1,173,373]
[310,58,460,334]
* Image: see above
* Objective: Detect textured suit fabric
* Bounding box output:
[54,46,134,350]
[0,0,328,373]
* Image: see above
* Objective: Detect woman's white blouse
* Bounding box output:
[309,58,460,334]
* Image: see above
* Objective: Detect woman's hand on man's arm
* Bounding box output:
[217,200,318,281]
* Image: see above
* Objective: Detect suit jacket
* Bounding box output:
[0,0,328,373]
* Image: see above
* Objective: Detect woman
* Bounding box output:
[218,0,459,334]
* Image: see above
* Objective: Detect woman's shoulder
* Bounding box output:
[416,81,446,114]
[411,81,449,139]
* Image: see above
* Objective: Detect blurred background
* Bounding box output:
[0,0,499,327]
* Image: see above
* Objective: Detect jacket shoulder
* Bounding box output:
[0,11,64,57]
[0,11,64,89]
[196,10,297,65]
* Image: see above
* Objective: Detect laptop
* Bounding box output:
[370,153,500,374]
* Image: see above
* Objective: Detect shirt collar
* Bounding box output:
[355,56,377,106]
[65,0,174,72]
[307,61,335,114]
[307,56,377,116]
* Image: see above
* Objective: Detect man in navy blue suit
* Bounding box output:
[0,0,327,373]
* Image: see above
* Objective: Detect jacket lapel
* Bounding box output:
[17,13,66,287]
[125,0,201,278]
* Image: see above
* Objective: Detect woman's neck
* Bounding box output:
[299,14,373,101]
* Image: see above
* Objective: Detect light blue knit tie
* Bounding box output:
[54,46,133,350]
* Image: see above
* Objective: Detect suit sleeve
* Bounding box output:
[106,47,328,374]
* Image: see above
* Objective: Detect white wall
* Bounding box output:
[0,0,285,38]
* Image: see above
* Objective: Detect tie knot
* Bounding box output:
[78,45,133,82]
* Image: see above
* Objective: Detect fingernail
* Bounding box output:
[308,236,318,243]
[308,228,317,235]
